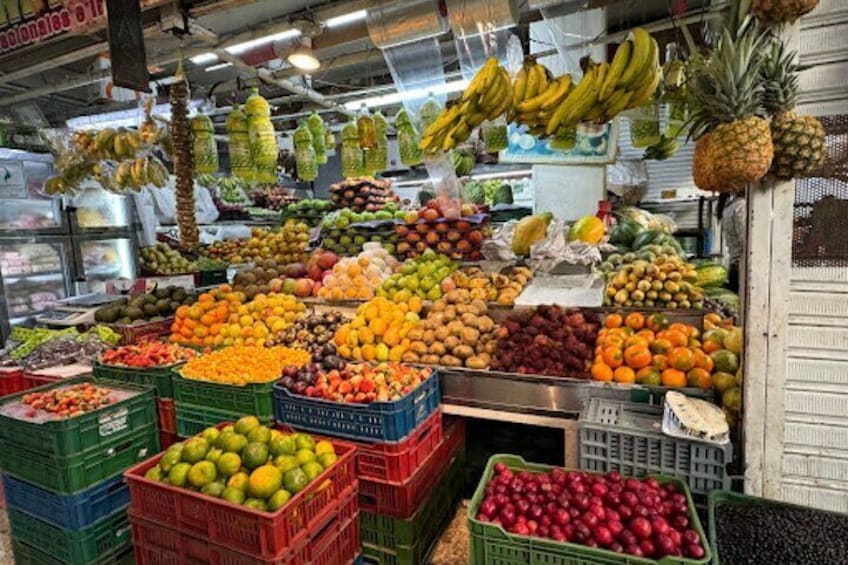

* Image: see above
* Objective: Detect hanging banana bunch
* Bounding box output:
[170,65,199,249]
[245,88,279,185]
[191,111,219,175]
[512,58,573,139]
[139,97,161,146]
[226,104,255,182]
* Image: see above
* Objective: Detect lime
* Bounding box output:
[267,489,292,511]
[274,455,299,473]
[221,424,235,435]
[221,486,246,505]
[248,426,272,444]
[283,468,308,494]
[205,448,223,463]
[217,453,242,477]
[144,466,163,481]
[317,452,338,469]
[301,461,324,481]
[201,481,226,497]
[181,437,209,464]
[159,450,181,473]
[227,472,249,491]
[269,429,283,442]
[187,461,218,488]
[201,427,220,445]
[168,462,191,487]
[269,435,296,457]
[248,465,283,499]
[220,433,248,454]
[242,442,270,470]
[295,448,316,466]
[314,440,335,456]
[293,433,315,451]
[214,431,233,449]
[243,498,267,511]
[166,442,184,454]
[234,416,260,436]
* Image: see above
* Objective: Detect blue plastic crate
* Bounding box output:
[273,372,440,442]
[2,472,130,531]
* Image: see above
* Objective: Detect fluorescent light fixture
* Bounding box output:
[191,52,218,65]
[287,37,320,71]
[227,28,301,55]
[325,9,367,28]
[344,79,469,110]
[205,62,233,72]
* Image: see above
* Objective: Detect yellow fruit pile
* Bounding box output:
[180,346,311,385]
[318,245,397,302]
[333,297,422,362]
[446,266,532,306]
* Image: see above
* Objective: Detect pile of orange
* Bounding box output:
[590,312,714,389]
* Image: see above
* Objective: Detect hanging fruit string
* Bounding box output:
[170,54,199,249]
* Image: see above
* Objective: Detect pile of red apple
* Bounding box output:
[273,249,339,298]
[280,362,433,404]
[396,198,489,261]
[475,465,706,560]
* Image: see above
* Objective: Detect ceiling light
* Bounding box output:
[227,28,301,55]
[325,9,367,28]
[205,62,233,72]
[287,37,320,71]
[344,79,469,110]
[190,52,218,64]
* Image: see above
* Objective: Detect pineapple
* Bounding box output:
[688,22,773,193]
[752,0,819,26]
[760,39,826,179]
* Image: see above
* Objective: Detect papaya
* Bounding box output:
[567,215,605,244]
[512,212,553,256]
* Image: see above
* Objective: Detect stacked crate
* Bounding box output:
[0,377,159,563]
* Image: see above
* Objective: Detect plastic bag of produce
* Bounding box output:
[482,119,508,153]
[619,206,677,234]
[607,160,648,205]
[628,104,661,148]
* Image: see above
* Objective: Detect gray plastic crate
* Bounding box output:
[578,398,732,496]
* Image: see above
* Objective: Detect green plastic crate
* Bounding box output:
[175,401,273,437]
[360,446,466,565]
[172,370,275,420]
[93,360,181,398]
[0,423,159,494]
[468,454,712,565]
[8,505,132,564]
[12,540,135,565]
[0,376,156,458]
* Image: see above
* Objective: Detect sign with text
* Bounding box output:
[106,0,149,91]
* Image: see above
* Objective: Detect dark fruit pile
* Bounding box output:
[715,501,848,564]
[329,177,399,212]
[275,311,348,363]
[492,306,600,378]
[476,465,706,559]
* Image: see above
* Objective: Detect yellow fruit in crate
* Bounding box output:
[248,465,283,499]
[227,472,249,491]
[188,461,218,488]
[217,453,242,477]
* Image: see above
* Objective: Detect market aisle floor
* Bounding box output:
[0,509,10,561]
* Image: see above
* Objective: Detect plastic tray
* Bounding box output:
[359,417,466,519]
[0,423,159,494]
[129,484,358,564]
[468,454,711,565]
[157,397,177,434]
[93,360,179,398]
[175,401,274,437]
[0,376,157,458]
[8,505,132,564]
[360,444,465,565]
[273,372,440,442]
[2,472,130,530]
[125,436,357,560]
[353,408,443,483]
[579,398,732,496]
[12,539,135,565]
[173,372,275,421]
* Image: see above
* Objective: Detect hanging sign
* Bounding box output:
[105,0,149,92]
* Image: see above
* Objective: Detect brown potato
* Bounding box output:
[461,312,479,328]
[453,345,474,359]
[478,352,491,365]
[432,300,446,312]
[433,326,451,342]
[466,355,488,369]
[461,326,480,345]
[423,329,436,345]
[410,341,428,355]
[440,355,462,367]
[428,312,445,327]
[407,327,425,341]
[476,315,495,333]
[421,354,441,365]
[429,342,447,356]
[470,298,487,312]
[448,320,465,337]
[456,304,469,315]
[443,306,457,321]
[484,339,498,354]
[402,352,420,363]
[443,335,460,351]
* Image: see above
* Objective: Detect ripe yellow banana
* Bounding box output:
[619,28,652,89]
[626,63,661,109]
[599,41,632,101]
[524,64,541,101]
[541,75,573,111]
[463,58,498,104]
[546,65,601,135]
[535,65,549,95]
[513,66,529,107]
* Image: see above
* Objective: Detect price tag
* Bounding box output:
[143,275,195,292]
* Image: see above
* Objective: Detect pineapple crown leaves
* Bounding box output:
[760,38,801,115]
[686,18,770,140]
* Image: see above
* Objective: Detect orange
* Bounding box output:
[693,350,714,372]
[200,313,216,326]
[646,313,669,332]
[624,335,649,349]
[668,347,695,371]
[669,323,692,337]
[687,368,712,389]
[636,329,656,344]
[602,346,624,368]
[636,367,661,385]
[703,340,722,354]
[591,363,614,382]
[176,305,190,319]
[613,366,636,384]
[650,339,672,355]
[624,312,645,331]
[624,345,652,369]
[605,313,623,329]
[665,330,688,347]
[661,368,687,388]
[652,354,669,370]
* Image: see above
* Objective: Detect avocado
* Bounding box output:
[171,288,187,301]
[94,306,121,323]
[170,301,181,312]
[155,299,171,315]
[145,294,157,305]
[143,304,158,317]
[129,295,146,308]
[126,307,144,321]
[154,288,170,299]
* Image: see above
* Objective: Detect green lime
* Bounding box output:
[243,498,267,511]
[293,433,315,451]
[248,426,272,444]
[314,440,335,456]
[201,427,220,444]
[166,442,184,454]
[168,462,191,487]
[187,461,217,488]
[201,481,226,497]
[234,416,260,436]
[227,472,249,491]
[181,437,209,464]
[274,455,299,473]
[214,430,233,449]
[221,424,235,435]
[283,467,308,493]
[316,452,338,469]
[205,447,223,463]
[242,442,270,470]
[269,429,283,442]
[301,461,324,481]
[144,466,163,481]
[221,486,246,505]
[220,433,248,454]
[159,450,181,473]
[267,489,292,511]
[295,448,316,466]
[269,435,296,457]
[248,465,282,499]
[217,453,242,477]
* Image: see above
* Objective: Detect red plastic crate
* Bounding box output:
[352,408,443,483]
[0,369,59,397]
[359,417,466,519]
[130,485,359,565]
[22,373,61,389]
[158,431,180,450]
[156,398,176,434]
[125,437,357,560]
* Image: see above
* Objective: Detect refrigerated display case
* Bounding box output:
[0,149,63,234]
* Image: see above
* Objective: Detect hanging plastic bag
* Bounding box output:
[294,125,318,182]
[341,121,364,179]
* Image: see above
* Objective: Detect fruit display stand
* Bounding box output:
[468,455,711,565]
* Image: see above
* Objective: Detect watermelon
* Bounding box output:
[695,263,729,287]
[609,219,644,247]
[460,181,486,204]
[493,184,514,205]
[631,229,666,251]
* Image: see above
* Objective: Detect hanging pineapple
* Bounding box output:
[688,21,773,192]
[245,88,279,185]
[226,104,255,182]
[341,121,364,178]
[191,111,218,175]
[294,124,318,182]
[759,39,826,179]
[752,0,819,26]
[170,68,199,249]
[307,111,327,165]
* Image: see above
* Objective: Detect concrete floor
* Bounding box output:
[0,510,12,562]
